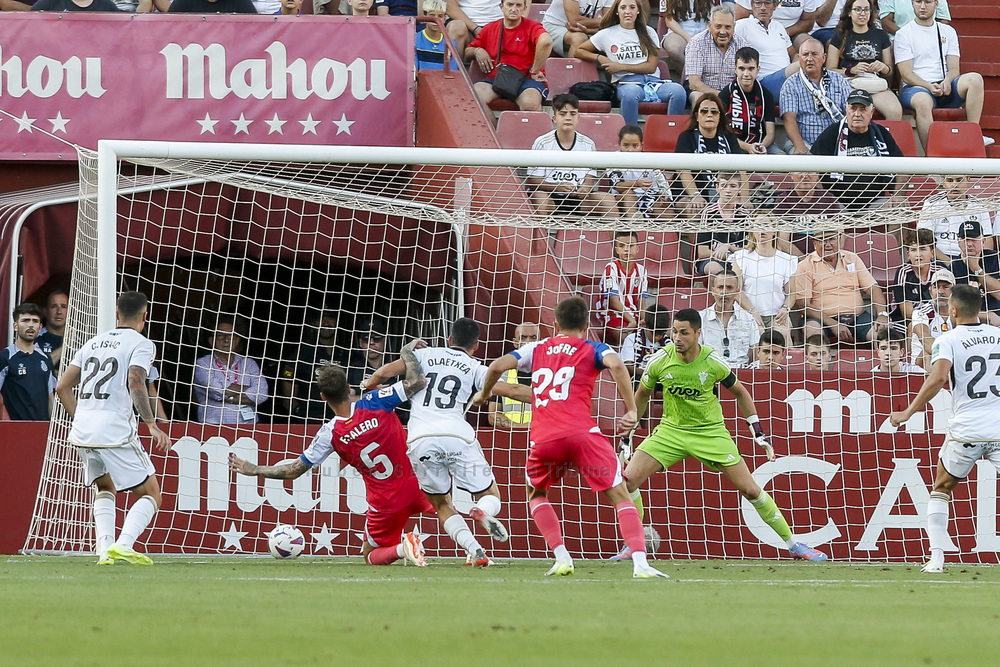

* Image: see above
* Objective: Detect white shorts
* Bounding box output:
[938,437,1000,479]
[76,441,156,490]
[407,435,496,496]
[543,22,572,57]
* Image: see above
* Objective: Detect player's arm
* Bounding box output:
[724,376,775,461]
[889,358,952,427]
[129,365,171,452]
[228,453,310,479]
[473,353,519,405]
[491,379,532,403]
[362,358,406,392]
[399,339,426,400]
[634,381,653,423]
[55,363,82,419]
[148,380,169,420]
[603,351,637,434]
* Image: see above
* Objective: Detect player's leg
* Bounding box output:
[92,473,117,565]
[603,482,668,579]
[99,444,158,565]
[923,442,969,572]
[525,441,573,575]
[460,442,509,543]
[609,429,677,560]
[470,482,508,542]
[363,509,425,566]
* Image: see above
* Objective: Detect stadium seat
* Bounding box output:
[925,122,987,159]
[641,231,692,287]
[554,229,612,285]
[577,113,626,151]
[527,2,549,22]
[781,347,805,368]
[842,231,902,287]
[656,286,710,315]
[643,115,688,153]
[545,58,612,113]
[836,348,875,373]
[903,175,939,206]
[496,111,553,149]
[878,120,919,158]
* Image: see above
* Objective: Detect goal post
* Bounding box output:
[23,139,1000,563]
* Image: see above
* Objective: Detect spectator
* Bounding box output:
[346,317,394,397]
[280,309,346,422]
[0,303,56,421]
[692,170,751,278]
[772,171,841,254]
[466,0,552,112]
[169,0,257,10]
[950,220,1000,325]
[447,0,504,53]
[889,227,946,334]
[804,334,834,371]
[37,289,68,372]
[348,0,373,12]
[660,0,718,75]
[526,94,616,220]
[675,92,747,220]
[827,0,902,122]
[684,4,749,106]
[375,0,417,15]
[147,365,170,421]
[619,303,671,377]
[487,321,538,428]
[918,174,996,264]
[698,268,761,366]
[879,0,949,36]
[745,328,786,369]
[276,0,303,13]
[734,0,799,100]
[1,0,33,10]
[794,228,890,343]
[809,89,904,210]
[542,0,610,58]
[417,0,462,70]
[873,328,925,374]
[730,224,798,342]
[720,46,778,154]
[780,37,852,154]
[894,0,991,152]
[598,229,650,344]
[910,267,954,368]
[608,125,673,220]
[577,0,685,125]
[33,0,120,9]
[193,317,269,424]
[734,0,819,42]
[811,0,847,46]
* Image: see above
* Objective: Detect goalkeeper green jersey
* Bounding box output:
[639,343,736,430]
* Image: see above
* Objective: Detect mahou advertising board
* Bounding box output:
[0,14,415,159]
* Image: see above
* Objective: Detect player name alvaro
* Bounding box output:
[961,335,998,349]
[339,418,378,444]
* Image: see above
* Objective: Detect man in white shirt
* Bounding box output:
[698,269,761,367]
[734,0,821,43]
[734,0,800,100]
[918,174,996,263]
[894,0,990,153]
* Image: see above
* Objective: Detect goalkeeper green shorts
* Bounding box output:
[637,423,742,472]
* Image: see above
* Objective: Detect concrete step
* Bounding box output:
[949,4,1000,20]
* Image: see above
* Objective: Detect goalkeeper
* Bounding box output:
[612,308,828,562]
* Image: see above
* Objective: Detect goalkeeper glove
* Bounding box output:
[747,415,775,461]
[617,431,634,466]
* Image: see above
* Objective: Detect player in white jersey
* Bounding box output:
[55,292,171,566]
[364,318,529,566]
[890,284,1000,573]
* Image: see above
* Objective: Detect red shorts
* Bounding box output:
[605,313,627,330]
[526,430,623,493]
[364,482,434,548]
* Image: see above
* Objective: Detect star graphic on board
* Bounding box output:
[310,523,340,553]
[218,522,249,551]
[332,114,355,136]
[299,113,321,135]
[196,113,219,135]
[14,112,36,134]
[48,112,70,134]
[264,113,287,135]
[231,113,253,135]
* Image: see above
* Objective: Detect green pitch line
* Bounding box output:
[1,557,997,667]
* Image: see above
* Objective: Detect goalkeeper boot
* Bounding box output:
[469,507,509,543]
[107,544,153,566]
[920,560,944,574]
[544,559,574,577]
[789,542,828,562]
[633,563,670,579]
[608,544,633,561]
[402,532,427,567]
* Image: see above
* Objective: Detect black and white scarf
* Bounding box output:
[695,129,732,155]
[728,81,766,143]
[835,117,892,157]
[799,69,845,124]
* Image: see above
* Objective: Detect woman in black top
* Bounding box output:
[675,92,747,212]
[827,0,902,120]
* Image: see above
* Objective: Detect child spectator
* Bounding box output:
[889,227,946,334]
[619,303,671,378]
[918,174,996,264]
[729,218,798,343]
[804,334,835,372]
[873,328,925,374]
[746,329,786,370]
[607,125,673,220]
[692,170,750,278]
[910,268,954,369]
[416,0,460,70]
[348,0,372,14]
[598,229,649,345]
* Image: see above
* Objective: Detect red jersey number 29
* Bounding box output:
[532,366,575,407]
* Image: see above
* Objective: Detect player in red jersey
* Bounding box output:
[474,297,668,578]
[229,340,434,566]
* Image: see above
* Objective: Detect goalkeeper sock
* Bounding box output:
[615,501,647,561]
[442,514,483,556]
[927,492,951,563]
[528,497,565,552]
[366,546,401,566]
[473,494,502,518]
[629,487,644,522]
[116,495,157,550]
[93,491,117,558]
[750,491,793,543]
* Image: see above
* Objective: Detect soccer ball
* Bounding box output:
[644,526,661,555]
[267,524,305,559]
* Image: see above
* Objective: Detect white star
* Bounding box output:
[264,113,287,135]
[196,113,219,135]
[299,113,320,135]
[14,112,36,134]
[310,523,340,554]
[231,113,253,135]
[218,522,248,551]
[331,114,355,136]
[47,112,70,134]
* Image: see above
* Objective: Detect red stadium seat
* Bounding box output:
[842,231,902,287]
[495,110,553,149]
[643,115,688,153]
[545,58,612,113]
[836,348,876,373]
[878,120,919,157]
[925,122,987,158]
[554,229,613,285]
[577,113,625,151]
[781,347,805,368]
[527,2,549,22]
[656,286,711,315]
[641,231,692,287]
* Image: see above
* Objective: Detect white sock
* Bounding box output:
[116,495,157,550]
[785,538,798,549]
[474,494,502,518]
[93,491,117,557]
[396,543,405,558]
[443,514,483,555]
[553,544,571,563]
[927,492,950,563]
[631,550,649,568]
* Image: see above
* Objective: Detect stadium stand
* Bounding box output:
[925,122,989,159]
[641,115,688,153]
[842,232,902,287]
[641,231,691,287]
[553,229,608,285]
[879,120,920,158]
[544,58,612,113]
[496,111,554,149]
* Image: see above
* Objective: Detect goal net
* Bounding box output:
[23,141,1000,563]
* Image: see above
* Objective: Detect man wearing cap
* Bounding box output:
[918,174,996,264]
[910,268,955,368]
[793,228,890,343]
[950,220,1000,325]
[346,318,401,400]
[780,37,852,155]
[809,89,904,210]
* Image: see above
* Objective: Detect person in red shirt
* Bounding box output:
[229,341,434,567]
[475,297,669,578]
[465,0,553,111]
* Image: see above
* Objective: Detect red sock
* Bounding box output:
[528,497,565,550]
[616,502,645,555]
[366,545,400,565]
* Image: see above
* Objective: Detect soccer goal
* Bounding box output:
[23,140,1000,563]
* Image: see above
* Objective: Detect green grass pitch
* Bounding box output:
[2,556,998,666]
